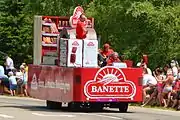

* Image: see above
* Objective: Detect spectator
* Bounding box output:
[15,69,24,95]
[137,55,152,75]
[162,74,174,108]
[164,64,172,76]
[172,76,180,109]
[0,65,9,95]
[142,68,157,105]
[153,68,165,106]
[22,63,28,72]
[142,63,152,75]
[4,55,14,75]
[19,65,28,96]
[8,71,17,96]
[171,60,178,82]
[137,54,148,68]
[178,68,180,79]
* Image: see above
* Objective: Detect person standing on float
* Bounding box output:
[76,13,88,39]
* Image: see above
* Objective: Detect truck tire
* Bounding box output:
[118,103,128,113]
[46,100,62,109]
[91,103,104,112]
[68,102,79,112]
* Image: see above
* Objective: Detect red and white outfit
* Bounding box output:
[76,20,86,39]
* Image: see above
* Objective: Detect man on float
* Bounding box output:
[76,13,88,39]
[99,43,114,59]
[106,52,121,66]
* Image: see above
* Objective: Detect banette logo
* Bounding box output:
[84,66,136,100]
[69,6,84,28]
[72,41,79,46]
[31,73,38,90]
[69,6,92,28]
[87,42,94,46]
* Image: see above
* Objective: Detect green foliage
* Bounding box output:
[85,0,180,69]
[0,0,179,69]
[0,0,33,68]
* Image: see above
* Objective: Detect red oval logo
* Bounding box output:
[84,66,136,100]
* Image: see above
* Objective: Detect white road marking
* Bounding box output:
[77,113,122,119]
[32,112,75,117]
[92,114,123,119]
[0,114,14,119]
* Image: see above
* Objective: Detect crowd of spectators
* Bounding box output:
[0,55,28,97]
[139,59,180,110]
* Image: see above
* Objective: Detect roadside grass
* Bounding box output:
[129,103,177,111]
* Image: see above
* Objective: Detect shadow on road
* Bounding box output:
[0,105,134,113]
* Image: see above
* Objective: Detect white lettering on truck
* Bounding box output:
[91,86,129,93]
[30,73,71,93]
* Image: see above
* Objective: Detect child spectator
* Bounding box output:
[19,65,28,96]
[8,71,17,96]
[22,63,28,73]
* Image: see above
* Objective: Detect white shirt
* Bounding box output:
[172,66,178,79]
[178,73,180,79]
[6,57,14,70]
[147,68,152,75]
[16,72,23,79]
[9,76,17,85]
[143,74,157,86]
[0,65,5,76]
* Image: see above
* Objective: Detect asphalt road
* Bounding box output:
[0,96,180,120]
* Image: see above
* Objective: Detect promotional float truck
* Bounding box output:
[28,6,143,112]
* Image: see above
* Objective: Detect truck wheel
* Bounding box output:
[118,103,128,113]
[68,102,76,111]
[68,102,80,112]
[46,100,62,109]
[91,104,104,112]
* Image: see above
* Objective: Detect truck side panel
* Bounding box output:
[28,65,74,102]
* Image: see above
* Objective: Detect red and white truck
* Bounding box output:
[28,6,143,112]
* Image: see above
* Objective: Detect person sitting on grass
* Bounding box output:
[8,71,17,96]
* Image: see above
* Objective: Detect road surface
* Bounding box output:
[0,96,180,120]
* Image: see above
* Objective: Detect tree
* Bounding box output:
[85,0,180,69]
[0,0,33,67]
[0,0,179,69]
